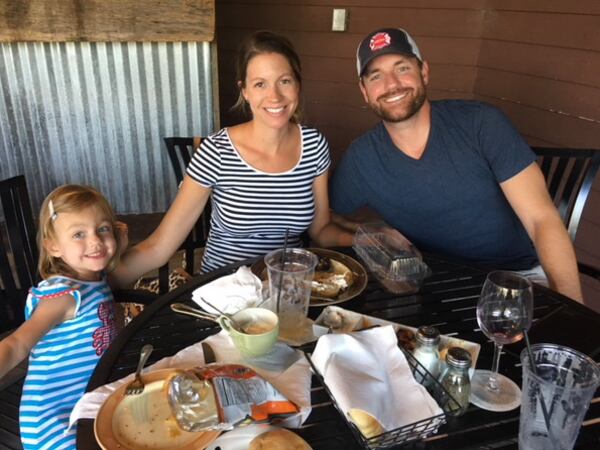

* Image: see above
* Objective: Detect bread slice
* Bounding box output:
[311,258,354,298]
[249,428,312,450]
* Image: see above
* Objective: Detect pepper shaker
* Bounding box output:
[439,347,472,415]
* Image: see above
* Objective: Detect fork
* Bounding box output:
[125,344,153,395]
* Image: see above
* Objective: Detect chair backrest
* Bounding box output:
[161,137,211,291]
[163,137,200,186]
[0,175,39,332]
[532,147,600,241]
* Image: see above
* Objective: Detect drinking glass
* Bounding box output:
[264,248,318,343]
[469,271,533,411]
[519,344,600,450]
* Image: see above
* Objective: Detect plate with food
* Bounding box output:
[94,369,221,450]
[206,425,312,450]
[251,248,368,307]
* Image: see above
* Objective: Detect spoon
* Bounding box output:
[200,297,243,331]
[170,303,220,323]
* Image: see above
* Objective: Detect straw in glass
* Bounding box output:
[276,229,289,314]
[523,330,556,446]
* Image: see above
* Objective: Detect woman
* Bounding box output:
[113,31,353,285]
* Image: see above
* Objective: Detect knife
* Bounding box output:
[201,341,217,364]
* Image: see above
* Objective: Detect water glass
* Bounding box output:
[519,343,600,450]
[264,248,318,342]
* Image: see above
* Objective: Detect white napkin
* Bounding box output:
[310,325,442,432]
[191,266,263,315]
[69,330,312,430]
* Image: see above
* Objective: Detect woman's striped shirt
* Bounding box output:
[19,276,117,450]
[186,125,331,272]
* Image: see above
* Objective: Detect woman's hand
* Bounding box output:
[115,221,129,251]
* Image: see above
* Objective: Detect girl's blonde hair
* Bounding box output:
[38,184,123,279]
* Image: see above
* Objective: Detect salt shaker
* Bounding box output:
[439,347,472,415]
[412,325,441,384]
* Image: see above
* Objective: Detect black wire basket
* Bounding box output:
[306,345,462,449]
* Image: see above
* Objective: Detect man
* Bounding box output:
[330,28,582,301]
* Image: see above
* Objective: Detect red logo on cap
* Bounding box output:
[370,32,391,51]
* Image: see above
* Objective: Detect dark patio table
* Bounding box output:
[68,250,600,449]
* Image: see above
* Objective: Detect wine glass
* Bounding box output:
[469,271,533,411]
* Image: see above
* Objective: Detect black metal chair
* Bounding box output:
[0,178,35,440]
[532,147,600,280]
[0,175,38,334]
[160,137,211,292]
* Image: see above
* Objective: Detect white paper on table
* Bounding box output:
[69,330,312,430]
[310,325,442,432]
[191,266,263,315]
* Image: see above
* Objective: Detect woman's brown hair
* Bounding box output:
[231,30,303,122]
[38,185,123,279]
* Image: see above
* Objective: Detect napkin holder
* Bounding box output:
[305,346,461,449]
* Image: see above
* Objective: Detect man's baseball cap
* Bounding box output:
[356,28,422,77]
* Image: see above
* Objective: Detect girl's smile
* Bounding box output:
[46,206,117,281]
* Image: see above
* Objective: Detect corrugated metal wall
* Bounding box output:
[0,41,214,214]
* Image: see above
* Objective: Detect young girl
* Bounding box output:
[0,184,126,449]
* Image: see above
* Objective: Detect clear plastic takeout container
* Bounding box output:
[353,223,431,294]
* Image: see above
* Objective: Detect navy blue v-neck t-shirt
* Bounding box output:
[330,100,538,270]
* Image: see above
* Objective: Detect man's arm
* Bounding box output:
[500,162,583,301]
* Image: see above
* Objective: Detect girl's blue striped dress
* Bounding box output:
[19,276,117,449]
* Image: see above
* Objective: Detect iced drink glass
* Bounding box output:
[264,248,317,343]
[519,343,600,450]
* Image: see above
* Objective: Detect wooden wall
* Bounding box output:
[216,0,486,163]
[215,0,600,308]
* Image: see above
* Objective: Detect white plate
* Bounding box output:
[205,424,278,450]
[95,369,220,450]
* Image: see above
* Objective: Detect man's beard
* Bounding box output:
[369,83,427,123]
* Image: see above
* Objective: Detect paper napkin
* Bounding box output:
[310,325,442,432]
[191,266,263,315]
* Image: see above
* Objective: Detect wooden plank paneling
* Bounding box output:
[487,0,600,15]
[218,4,485,37]
[0,0,215,42]
[303,81,365,110]
[478,40,600,88]
[219,0,485,7]
[219,28,481,66]
[349,8,485,36]
[216,4,333,31]
[475,68,600,122]
[477,98,600,148]
[482,11,600,51]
